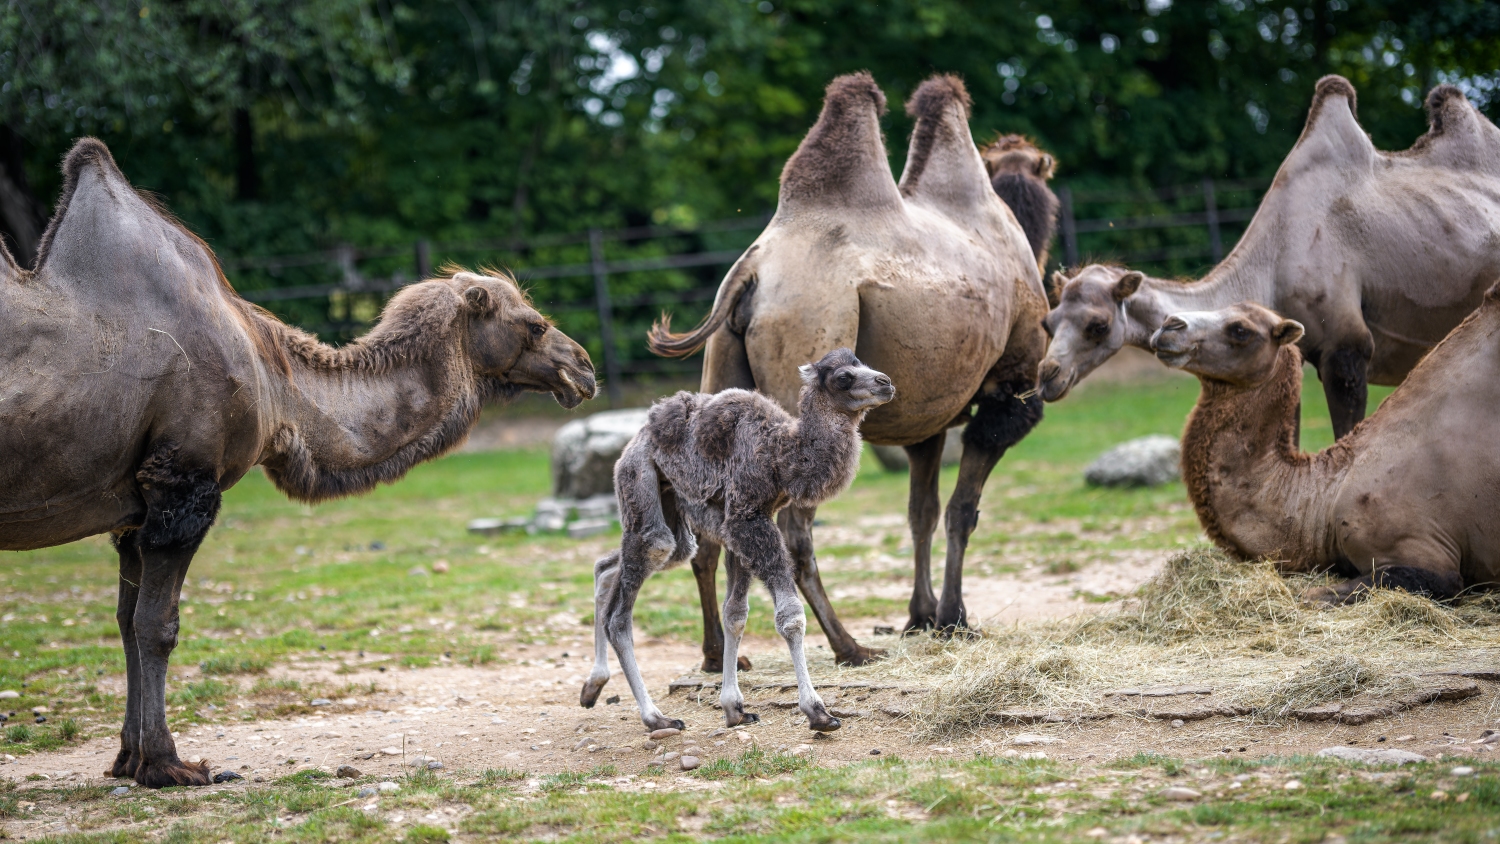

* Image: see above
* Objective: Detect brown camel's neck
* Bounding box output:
[253,297,499,503]
[782,390,866,507]
[1124,238,1276,349]
[1181,346,1351,569]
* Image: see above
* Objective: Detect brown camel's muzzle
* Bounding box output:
[1037,358,1075,402]
[510,329,598,409]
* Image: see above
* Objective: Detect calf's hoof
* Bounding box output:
[580,676,609,709]
[644,715,686,732]
[722,702,760,727]
[834,644,886,668]
[108,748,138,779]
[806,709,842,733]
[701,655,753,673]
[134,757,212,789]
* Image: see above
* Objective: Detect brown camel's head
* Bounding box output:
[799,348,896,414]
[448,269,597,408]
[1038,264,1143,401]
[1150,303,1304,387]
[980,134,1055,181]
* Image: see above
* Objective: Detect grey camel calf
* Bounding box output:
[580,348,894,732]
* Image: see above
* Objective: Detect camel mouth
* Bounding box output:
[1038,368,1075,402]
[552,369,598,409]
[1153,349,1192,369]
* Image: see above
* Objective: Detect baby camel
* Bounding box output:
[1150,293,1500,603]
[581,349,894,732]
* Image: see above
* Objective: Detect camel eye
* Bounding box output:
[528,322,548,340]
[836,372,854,389]
[1227,323,1251,342]
[1085,319,1109,341]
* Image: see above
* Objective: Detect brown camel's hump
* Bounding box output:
[1399,85,1500,169]
[778,72,902,212]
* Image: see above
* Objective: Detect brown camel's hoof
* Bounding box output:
[703,655,753,673]
[834,645,886,667]
[134,757,212,789]
[580,676,608,709]
[1300,586,1346,606]
[902,614,936,634]
[108,747,138,779]
[936,625,983,641]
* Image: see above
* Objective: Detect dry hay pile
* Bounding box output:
[863,549,1500,740]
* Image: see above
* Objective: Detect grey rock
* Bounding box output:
[467,517,530,536]
[335,765,362,778]
[110,786,130,796]
[871,428,964,472]
[648,727,681,740]
[1316,746,1427,765]
[357,787,377,798]
[1160,786,1201,801]
[212,770,243,784]
[568,517,615,539]
[680,755,701,771]
[552,408,651,499]
[1084,435,1181,488]
[310,698,333,707]
[574,494,620,520]
[377,781,400,793]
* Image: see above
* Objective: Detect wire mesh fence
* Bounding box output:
[221,178,1269,406]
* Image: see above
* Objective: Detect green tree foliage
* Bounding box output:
[2,0,1496,280]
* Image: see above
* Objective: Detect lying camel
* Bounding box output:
[1039,76,1500,438]
[650,73,1048,656]
[981,134,1059,271]
[582,349,894,732]
[0,138,596,787]
[1150,294,1500,603]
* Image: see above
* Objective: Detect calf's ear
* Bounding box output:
[1112,271,1143,302]
[1271,319,1305,346]
[1047,270,1069,307]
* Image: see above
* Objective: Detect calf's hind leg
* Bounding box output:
[603,541,684,731]
[580,551,620,708]
[717,552,758,727]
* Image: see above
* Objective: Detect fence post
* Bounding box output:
[589,227,622,408]
[1202,178,1222,263]
[336,244,363,291]
[415,239,432,280]
[1058,186,1079,268]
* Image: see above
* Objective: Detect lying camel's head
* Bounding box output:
[798,348,896,414]
[447,269,598,408]
[980,134,1055,181]
[1037,264,1143,401]
[1150,303,1304,387]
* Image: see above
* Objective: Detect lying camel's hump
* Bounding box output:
[0,140,271,549]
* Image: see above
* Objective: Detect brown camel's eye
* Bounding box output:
[1227,323,1252,343]
[1085,319,1109,341]
[528,322,548,340]
[836,372,854,389]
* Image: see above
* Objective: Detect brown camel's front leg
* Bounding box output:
[936,386,1043,631]
[109,533,145,780]
[1317,346,1371,440]
[902,432,945,632]
[1302,565,1464,605]
[690,540,754,673]
[780,506,883,666]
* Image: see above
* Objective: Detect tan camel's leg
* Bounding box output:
[780,506,882,666]
[581,551,620,708]
[717,552,758,727]
[109,533,144,779]
[691,540,749,673]
[902,432,945,632]
[936,385,1043,631]
[1316,345,1372,439]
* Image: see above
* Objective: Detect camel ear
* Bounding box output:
[1271,319,1305,346]
[1035,153,1056,180]
[1112,271,1143,302]
[1048,270,1069,307]
[464,285,496,315]
[798,363,818,385]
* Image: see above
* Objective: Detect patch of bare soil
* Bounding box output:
[459,415,564,452]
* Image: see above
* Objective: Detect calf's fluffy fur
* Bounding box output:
[580,349,895,731]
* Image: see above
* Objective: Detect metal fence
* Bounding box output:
[223,177,1268,407]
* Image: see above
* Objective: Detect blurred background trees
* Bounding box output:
[2,0,1497,287]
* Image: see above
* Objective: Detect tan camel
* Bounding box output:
[1150,294,1500,603]
[0,138,596,787]
[981,134,1058,270]
[1039,77,1500,438]
[649,73,1049,662]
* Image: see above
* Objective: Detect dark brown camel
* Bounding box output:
[649,73,1049,666]
[0,139,596,787]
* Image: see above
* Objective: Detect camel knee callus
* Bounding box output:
[1154,296,1500,602]
[0,138,596,787]
[583,349,893,732]
[1040,76,1500,439]
[649,73,1050,660]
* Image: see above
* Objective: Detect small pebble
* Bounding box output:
[369,541,385,551]
[641,740,660,751]
[1452,766,1475,777]
[110,786,129,796]
[1431,790,1448,801]
[605,695,620,705]
[870,749,881,756]
[357,787,377,798]
[335,765,362,778]
[1284,780,1303,791]
[380,747,401,756]
[377,781,400,794]
[649,727,681,741]
[679,755,700,771]
[407,566,429,577]
[431,560,450,574]
[1160,786,1201,802]
[33,716,45,724]
[573,737,594,751]
[310,698,332,707]
[661,751,680,762]
[1169,719,1185,728]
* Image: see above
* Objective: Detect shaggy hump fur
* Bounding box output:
[779,72,892,204]
[900,74,973,196]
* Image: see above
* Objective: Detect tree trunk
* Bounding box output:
[234,108,259,201]
[0,125,46,268]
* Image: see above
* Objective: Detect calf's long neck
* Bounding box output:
[1181,347,1349,570]
[782,390,865,506]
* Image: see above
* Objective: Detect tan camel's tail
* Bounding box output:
[648,245,758,358]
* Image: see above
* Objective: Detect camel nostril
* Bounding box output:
[875,375,892,387]
[1161,316,1188,332]
[1038,360,1061,381]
